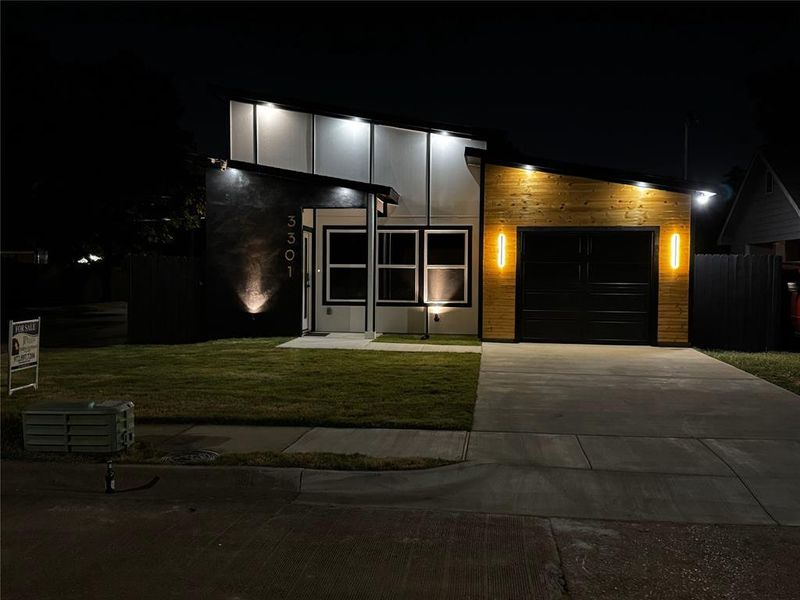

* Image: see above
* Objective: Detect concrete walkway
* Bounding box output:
[278,332,481,353]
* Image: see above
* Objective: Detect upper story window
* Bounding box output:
[766,170,774,194]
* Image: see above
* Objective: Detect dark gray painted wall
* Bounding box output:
[206,166,368,339]
[721,156,800,249]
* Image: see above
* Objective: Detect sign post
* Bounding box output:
[8,317,41,396]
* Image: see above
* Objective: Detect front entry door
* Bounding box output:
[302,230,313,332]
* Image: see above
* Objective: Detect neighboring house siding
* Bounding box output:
[721,157,800,247]
[482,165,691,344]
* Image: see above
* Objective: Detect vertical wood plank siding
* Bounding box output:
[482,165,691,344]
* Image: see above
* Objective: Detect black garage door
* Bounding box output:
[517,229,655,344]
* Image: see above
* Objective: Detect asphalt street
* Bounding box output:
[2,463,799,600]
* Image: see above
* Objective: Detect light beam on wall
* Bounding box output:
[671,233,680,269]
[238,256,273,314]
[498,233,506,268]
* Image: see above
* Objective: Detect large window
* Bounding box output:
[326,230,367,302]
[424,230,469,304]
[325,227,468,305]
[378,231,418,303]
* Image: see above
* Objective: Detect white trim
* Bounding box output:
[423,230,469,304]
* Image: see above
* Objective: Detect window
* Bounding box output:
[326,230,366,302]
[424,230,469,304]
[766,171,774,194]
[378,231,418,302]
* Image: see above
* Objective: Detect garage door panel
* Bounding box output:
[588,263,650,284]
[523,262,582,289]
[590,232,652,260]
[587,320,649,342]
[524,291,584,311]
[589,292,649,312]
[522,318,583,341]
[518,229,654,344]
[523,233,582,259]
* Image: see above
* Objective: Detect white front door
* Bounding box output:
[302,230,313,331]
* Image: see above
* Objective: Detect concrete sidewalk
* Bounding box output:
[135,423,800,525]
[136,423,469,460]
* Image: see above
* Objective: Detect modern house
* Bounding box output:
[718,147,800,261]
[206,94,716,346]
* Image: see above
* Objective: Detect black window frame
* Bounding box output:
[424,229,471,306]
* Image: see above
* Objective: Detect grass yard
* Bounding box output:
[0,338,480,430]
[703,350,800,395]
[375,334,481,346]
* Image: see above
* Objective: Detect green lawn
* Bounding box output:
[703,350,800,395]
[375,334,481,346]
[0,338,480,430]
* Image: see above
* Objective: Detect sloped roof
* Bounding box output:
[762,145,800,210]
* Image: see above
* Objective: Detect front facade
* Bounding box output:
[208,94,707,346]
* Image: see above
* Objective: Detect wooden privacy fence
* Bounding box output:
[128,255,204,344]
[692,254,782,351]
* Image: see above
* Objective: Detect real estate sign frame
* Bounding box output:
[8,317,41,396]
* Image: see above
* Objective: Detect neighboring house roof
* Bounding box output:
[465,147,718,196]
[762,146,800,212]
[718,147,800,245]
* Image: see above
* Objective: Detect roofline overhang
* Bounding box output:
[466,147,719,196]
[218,159,400,205]
[215,85,496,142]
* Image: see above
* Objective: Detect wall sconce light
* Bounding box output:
[670,233,680,269]
[498,233,506,268]
[433,313,440,322]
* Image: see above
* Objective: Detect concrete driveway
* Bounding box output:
[473,343,800,438]
[466,343,800,525]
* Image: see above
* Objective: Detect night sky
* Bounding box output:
[5,2,800,188]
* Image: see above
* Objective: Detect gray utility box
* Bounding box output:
[23,400,135,453]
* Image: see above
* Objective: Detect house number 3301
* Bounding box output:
[285,215,297,277]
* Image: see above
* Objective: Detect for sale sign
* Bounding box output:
[8,318,41,395]
[10,319,40,370]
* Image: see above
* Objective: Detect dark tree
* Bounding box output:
[2,38,204,268]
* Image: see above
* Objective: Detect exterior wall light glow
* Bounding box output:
[498,233,506,268]
[636,182,649,188]
[695,190,716,205]
[670,233,680,269]
[523,165,535,171]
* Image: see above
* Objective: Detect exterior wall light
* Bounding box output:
[695,190,716,206]
[498,233,506,268]
[523,164,535,171]
[670,233,680,269]
[636,181,649,189]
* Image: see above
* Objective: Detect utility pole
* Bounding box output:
[684,112,698,180]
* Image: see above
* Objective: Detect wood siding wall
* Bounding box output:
[482,165,692,344]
